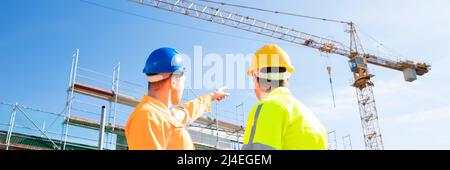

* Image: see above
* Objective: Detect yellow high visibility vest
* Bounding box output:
[242,87,328,150]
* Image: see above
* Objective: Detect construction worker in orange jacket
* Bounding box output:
[125,47,230,150]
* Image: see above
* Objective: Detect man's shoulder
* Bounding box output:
[130,102,168,122]
[259,94,314,114]
[261,93,297,106]
[255,96,292,113]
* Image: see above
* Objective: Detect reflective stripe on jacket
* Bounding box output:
[242,87,327,150]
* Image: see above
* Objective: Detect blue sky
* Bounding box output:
[1,0,450,149]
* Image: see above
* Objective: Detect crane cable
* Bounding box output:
[356,25,405,59]
[197,0,351,24]
[327,65,336,108]
[79,0,299,48]
[320,52,336,108]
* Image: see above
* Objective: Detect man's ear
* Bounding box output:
[170,77,176,88]
[252,76,259,90]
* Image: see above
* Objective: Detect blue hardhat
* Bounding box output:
[143,47,185,74]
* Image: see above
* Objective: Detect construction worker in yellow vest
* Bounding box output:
[242,44,328,150]
[125,47,230,150]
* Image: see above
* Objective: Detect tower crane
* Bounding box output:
[128,0,431,150]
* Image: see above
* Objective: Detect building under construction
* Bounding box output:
[0,50,355,150]
[0,49,246,150]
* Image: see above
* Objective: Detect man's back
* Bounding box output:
[125,95,194,150]
[243,87,328,150]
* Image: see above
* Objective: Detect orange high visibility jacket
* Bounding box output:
[125,95,212,150]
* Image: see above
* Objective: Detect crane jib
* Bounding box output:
[129,0,430,79]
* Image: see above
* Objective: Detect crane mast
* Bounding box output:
[129,0,431,150]
[348,23,383,149]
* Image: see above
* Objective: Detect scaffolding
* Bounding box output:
[327,130,338,150]
[0,102,96,150]
[342,134,352,150]
[0,49,351,150]
[326,130,354,150]
[0,49,245,150]
[61,49,245,150]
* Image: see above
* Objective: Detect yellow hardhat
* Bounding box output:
[247,44,295,76]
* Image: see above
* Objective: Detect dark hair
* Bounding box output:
[260,67,287,73]
[256,67,288,91]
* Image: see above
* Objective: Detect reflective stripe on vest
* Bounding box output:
[241,104,276,150]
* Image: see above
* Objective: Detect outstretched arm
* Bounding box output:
[176,90,230,121]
